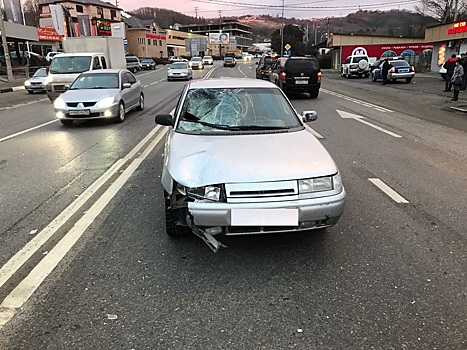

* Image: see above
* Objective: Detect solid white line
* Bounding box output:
[303,123,324,139]
[368,178,409,203]
[355,118,402,138]
[0,120,58,143]
[137,69,161,78]
[0,129,168,328]
[0,159,126,291]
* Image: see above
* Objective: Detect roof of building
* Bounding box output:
[41,0,120,10]
[124,16,165,33]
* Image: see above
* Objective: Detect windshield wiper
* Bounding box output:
[233,125,290,130]
[182,118,241,131]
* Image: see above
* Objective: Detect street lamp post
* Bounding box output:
[280,0,284,56]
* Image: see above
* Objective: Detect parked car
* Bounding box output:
[53,69,144,126]
[24,68,48,94]
[372,58,415,83]
[223,56,236,67]
[167,62,192,81]
[202,56,214,65]
[341,54,370,78]
[169,56,188,63]
[140,58,156,70]
[154,78,345,248]
[190,57,204,70]
[46,51,63,62]
[370,58,384,72]
[269,56,322,98]
[125,56,141,73]
[255,54,277,79]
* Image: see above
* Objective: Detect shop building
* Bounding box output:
[124,17,167,59]
[165,29,208,57]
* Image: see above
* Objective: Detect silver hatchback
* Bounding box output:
[155,78,346,251]
[53,69,144,125]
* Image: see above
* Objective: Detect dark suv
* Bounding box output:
[269,57,321,98]
[255,55,277,79]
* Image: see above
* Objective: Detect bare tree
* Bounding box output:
[23,0,41,27]
[416,0,467,23]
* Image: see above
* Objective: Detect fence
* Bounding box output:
[0,66,48,80]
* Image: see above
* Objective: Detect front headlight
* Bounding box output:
[24,81,31,87]
[187,186,222,201]
[298,173,343,194]
[53,97,66,109]
[97,97,115,108]
[45,76,53,84]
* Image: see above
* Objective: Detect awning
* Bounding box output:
[2,22,39,41]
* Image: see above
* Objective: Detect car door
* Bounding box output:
[124,71,140,108]
[375,62,384,79]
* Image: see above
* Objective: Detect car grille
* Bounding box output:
[54,85,65,91]
[31,82,43,86]
[230,189,295,196]
[66,102,97,107]
[225,181,298,203]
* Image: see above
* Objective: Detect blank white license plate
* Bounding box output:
[231,208,299,226]
[295,80,308,84]
[69,110,90,116]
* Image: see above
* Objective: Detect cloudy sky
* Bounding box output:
[117,0,419,20]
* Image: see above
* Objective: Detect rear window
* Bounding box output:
[126,57,137,63]
[263,57,277,66]
[390,60,410,67]
[352,56,368,63]
[285,58,320,71]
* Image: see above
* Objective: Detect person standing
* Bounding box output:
[461,53,467,90]
[381,58,391,85]
[451,58,464,101]
[443,54,457,92]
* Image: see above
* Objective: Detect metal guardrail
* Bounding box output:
[0,66,48,80]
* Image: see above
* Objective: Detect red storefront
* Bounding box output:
[341,43,434,62]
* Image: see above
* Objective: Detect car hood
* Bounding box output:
[28,77,47,83]
[168,68,188,73]
[167,129,339,187]
[60,89,119,102]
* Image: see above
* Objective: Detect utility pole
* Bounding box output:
[280,0,284,56]
[218,10,222,57]
[0,7,14,88]
[194,7,198,19]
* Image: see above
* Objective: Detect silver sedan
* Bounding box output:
[53,69,144,125]
[155,78,346,251]
[24,67,48,94]
[167,62,192,81]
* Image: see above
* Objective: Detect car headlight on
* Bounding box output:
[97,97,115,108]
[45,76,53,84]
[187,186,222,201]
[53,97,66,109]
[298,173,343,194]
[24,80,31,87]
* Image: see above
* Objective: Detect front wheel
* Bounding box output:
[115,102,125,123]
[164,191,190,237]
[406,78,412,83]
[136,93,144,111]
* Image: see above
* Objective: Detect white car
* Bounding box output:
[46,51,62,62]
[189,57,204,70]
[202,56,214,65]
[341,55,370,78]
[167,62,192,81]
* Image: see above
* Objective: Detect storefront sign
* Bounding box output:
[97,20,112,36]
[341,43,433,62]
[448,21,467,35]
[209,33,229,45]
[37,27,63,42]
[146,33,166,40]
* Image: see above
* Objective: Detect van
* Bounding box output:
[125,56,141,73]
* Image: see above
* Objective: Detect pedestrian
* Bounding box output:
[381,58,391,85]
[461,53,467,90]
[443,54,457,92]
[450,58,464,101]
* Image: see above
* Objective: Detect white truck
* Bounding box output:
[46,36,126,101]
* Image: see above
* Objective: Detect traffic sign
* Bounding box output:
[284,50,291,56]
[284,43,291,51]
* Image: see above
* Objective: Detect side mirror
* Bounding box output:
[155,113,174,126]
[301,110,318,122]
[64,84,70,91]
[122,82,131,89]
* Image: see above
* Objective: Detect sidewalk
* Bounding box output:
[0,77,25,93]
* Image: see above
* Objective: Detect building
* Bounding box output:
[425,20,467,73]
[124,17,167,58]
[179,20,253,54]
[165,29,208,57]
[39,0,123,50]
[328,34,433,71]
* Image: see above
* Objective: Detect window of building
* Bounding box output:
[153,39,157,46]
[159,40,162,46]
[138,38,145,45]
[110,10,116,19]
[76,5,84,13]
[97,7,103,18]
[148,40,151,45]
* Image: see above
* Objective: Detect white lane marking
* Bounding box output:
[0,128,168,328]
[368,178,409,204]
[336,109,402,138]
[237,63,249,78]
[0,98,49,112]
[0,125,163,291]
[322,89,393,113]
[0,120,59,143]
[203,65,219,80]
[137,68,161,77]
[304,123,324,139]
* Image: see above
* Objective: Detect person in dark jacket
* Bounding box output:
[381,58,391,85]
[451,58,464,101]
[461,53,467,90]
[443,54,457,92]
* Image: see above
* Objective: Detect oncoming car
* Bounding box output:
[53,69,144,125]
[24,67,48,94]
[189,57,204,70]
[155,78,346,251]
[167,62,192,81]
[202,56,214,65]
[372,59,415,83]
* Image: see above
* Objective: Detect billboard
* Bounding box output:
[77,15,91,37]
[111,23,126,38]
[3,0,23,24]
[209,33,230,45]
[49,4,65,36]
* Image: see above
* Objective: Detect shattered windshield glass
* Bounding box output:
[177,88,302,133]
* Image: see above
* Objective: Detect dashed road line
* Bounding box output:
[368,178,409,203]
[322,89,393,113]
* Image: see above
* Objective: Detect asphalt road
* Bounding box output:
[0,62,465,349]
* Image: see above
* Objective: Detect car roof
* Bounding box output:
[81,69,126,74]
[186,78,277,89]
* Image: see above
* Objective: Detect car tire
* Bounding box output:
[406,78,412,83]
[364,73,369,78]
[28,90,34,94]
[133,67,138,73]
[115,101,125,123]
[60,119,73,126]
[136,93,144,111]
[309,88,319,98]
[346,72,351,79]
[164,191,190,237]
[372,74,377,82]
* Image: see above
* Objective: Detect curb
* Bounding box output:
[0,86,25,93]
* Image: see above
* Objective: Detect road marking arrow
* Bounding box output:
[336,110,402,138]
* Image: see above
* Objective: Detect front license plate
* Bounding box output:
[295,80,308,84]
[231,208,299,226]
[69,110,90,116]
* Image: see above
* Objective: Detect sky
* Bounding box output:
[117,0,419,20]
